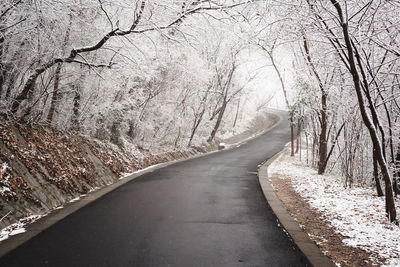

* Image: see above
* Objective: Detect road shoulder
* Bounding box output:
[258,151,336,267]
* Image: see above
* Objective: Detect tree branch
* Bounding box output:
[0,0,23,20]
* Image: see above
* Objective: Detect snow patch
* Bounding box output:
[120,163,165,179]
[0,215,43,242]
[1,162,8,174]
[0,186,11,193]
[68,193,88,203]
[269,150,400,266]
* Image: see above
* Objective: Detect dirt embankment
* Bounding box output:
[0,113,277,230]
[0,120,213,229]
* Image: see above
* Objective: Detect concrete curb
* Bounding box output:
[0,113,282,258]
[258,151,336,267]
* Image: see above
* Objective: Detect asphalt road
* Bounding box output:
[0,112,310,267]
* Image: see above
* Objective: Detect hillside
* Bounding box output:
[0,114,277,232]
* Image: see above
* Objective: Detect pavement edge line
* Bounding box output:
[258,151,336,267]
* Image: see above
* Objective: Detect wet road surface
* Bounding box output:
[0,112,309,266]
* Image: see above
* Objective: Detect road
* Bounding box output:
[0,112,310,266]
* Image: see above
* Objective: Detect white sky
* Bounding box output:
[237,45,295,111]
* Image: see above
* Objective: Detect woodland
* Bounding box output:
[1,0,400,224]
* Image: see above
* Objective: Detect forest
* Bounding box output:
[1,0,399,225]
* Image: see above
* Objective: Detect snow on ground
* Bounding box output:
[120,162,165,180]
[0,215,43,242]
[0,193,91,243]
[269,148,400,266]
[0,162,12,195]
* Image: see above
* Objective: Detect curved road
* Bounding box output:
[0,112,309,266]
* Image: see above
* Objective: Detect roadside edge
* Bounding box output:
[0,112,282,257]
[258,151,336,267]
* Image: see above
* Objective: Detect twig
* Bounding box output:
[0,211,12,223]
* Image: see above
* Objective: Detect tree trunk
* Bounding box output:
[71,85,81,133]
[291,118,295,156]
[303,36,328,174]
[0,36,4,98]
[232,99,240,128]
[47,15,72,124]
[188,109,204,147]
[311,116,317,167]
[394,142,400,196]
[373,147,384,197]
[330,0,396,222]
[208,61,235,143]
[306,133,309,164]
[262,46,293,156]
[296,118,301,153]
[208,100,227,143]
[11,1,147,116]
[46,63,62,124]
[317,94,328,174]
[320,122,345,174]
[11,58,62,115]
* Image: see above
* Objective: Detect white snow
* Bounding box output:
[69,196,81,203]
[0,192,92,243]
[0,186,11,193]
[89,186,100,192]
[0,215,43,242]
[1,162,8,174]
[8,228,26,236]
[0,162,13,196]
[269,148,400,266]
[120,163,164,179]
[0,162,10,184]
